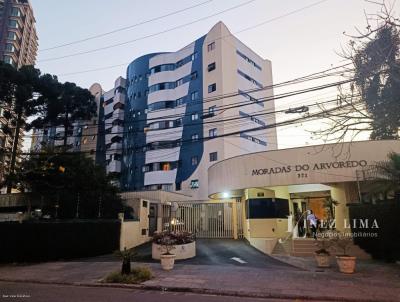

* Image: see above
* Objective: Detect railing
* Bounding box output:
[278,211,308,244]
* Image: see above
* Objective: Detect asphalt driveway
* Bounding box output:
[133,239,296,269]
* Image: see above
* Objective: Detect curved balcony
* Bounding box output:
[145,147,180,164]
[147,105,186,120]
[144,169,177,186]
[148,82,190,105]
[148,63,192,87]
[146,127,183,144]
[149,44,195,69]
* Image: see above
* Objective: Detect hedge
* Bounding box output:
[348,202,400,262]
[0,219,120,262]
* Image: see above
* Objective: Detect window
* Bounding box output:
[10,7,21,17]
[191,156,198,166]
[207,42,215,52]
[5,43,14,52]
[209,128,217,138]
[236,50,262,70]
[191,134,199,142]
[190,71,198,80]
[176,78,184,86]
[143,200,148,208]
[191,113,199,121]
[175,182,182,191]
[3,55,13,65]
[7,31,16,40]
[191,52,198,61]
[191,91,199,101]
[208,83,216,93]
[161,162,171,171]
[8,20,18,29]
[208,62,216,72]
[208,105,216,115]
[209,152,218,162]
[176,97,185,106]
[257,192,265,197]
[237,70,262,88]
[190,179,199,189]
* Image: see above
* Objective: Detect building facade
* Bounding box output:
[121,22,277,200]
[0,0,38,68]
[103,77,126,178]
[0,0,37,190]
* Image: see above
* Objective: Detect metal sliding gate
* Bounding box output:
[161,202,243,239]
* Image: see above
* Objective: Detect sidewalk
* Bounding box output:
[0,259,399,302]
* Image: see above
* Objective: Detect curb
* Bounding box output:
[0,278,398,302]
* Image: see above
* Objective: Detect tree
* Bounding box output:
[30,82,97,148]
[369,152,400,201]
[15,149,124,219]
[315,4,400,143]
[0,63,42,193]
[0,63,97,192]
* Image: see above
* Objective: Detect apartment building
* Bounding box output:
[121,22,277,200]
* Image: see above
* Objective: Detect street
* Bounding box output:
[0,282,316,302]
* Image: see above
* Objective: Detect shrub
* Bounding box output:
[349,202,400,261]
[152,231,195,245]
[104,266,152,284]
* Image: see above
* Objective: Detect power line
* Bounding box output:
[38,0,257,63]
[38,65,353,132]
[19,100,363,157]
[39,0,329,63]
[26,79,355,140]
[39,0,214,52]
[5,63,350,134]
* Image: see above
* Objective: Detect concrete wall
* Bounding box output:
[119,220,150,250]
[208,140,400,197]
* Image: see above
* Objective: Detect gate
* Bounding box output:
[161,201,243,239]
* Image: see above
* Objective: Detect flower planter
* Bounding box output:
[315,252,331,268]
[152,241,196,260]
[160,254,176,271]
[336,256,356,274]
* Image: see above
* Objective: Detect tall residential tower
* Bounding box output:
[0,0,38,68]
[121,22,277,200]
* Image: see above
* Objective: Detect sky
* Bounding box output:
[28,0,399,150]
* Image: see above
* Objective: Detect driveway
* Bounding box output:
[133,239,296,269]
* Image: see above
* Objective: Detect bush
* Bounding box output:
[349,202,400,262]
[152,231,195,245]
[104,266,152,284]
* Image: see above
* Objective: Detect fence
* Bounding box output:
[161,201,243,239]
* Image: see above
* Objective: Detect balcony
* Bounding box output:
[144,169,177,186]
[146,126,183,144]
[145,147,180,164]
[107,160,121,173]
[114,93,126,107]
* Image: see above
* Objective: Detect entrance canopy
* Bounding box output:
[208,140,400,199]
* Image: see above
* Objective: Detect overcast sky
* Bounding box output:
[29,0,399,149]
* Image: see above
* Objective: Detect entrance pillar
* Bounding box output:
[232,200,238,239]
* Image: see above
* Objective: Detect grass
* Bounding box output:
[104,266,153,284]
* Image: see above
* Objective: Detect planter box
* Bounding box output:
[152,241,196,260]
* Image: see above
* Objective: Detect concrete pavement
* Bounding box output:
[0,259,399,302]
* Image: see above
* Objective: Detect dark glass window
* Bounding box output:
[208,62,216,72]
[246,198,289,219]
[208,83,216,93]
